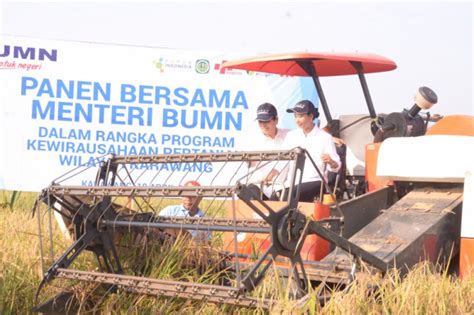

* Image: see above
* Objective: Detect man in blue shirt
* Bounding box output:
[159,180,210,241]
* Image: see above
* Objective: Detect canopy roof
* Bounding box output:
[222,52,397,77]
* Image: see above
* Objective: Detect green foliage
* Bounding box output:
[0,191,37,211]
[0,191,19,210]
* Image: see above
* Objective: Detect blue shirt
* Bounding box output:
[159,204,210,240]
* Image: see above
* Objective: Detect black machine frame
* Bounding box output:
[33,148,393,311]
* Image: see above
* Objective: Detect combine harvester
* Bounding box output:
[32,52,473,313]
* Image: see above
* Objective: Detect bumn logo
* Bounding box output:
[0,45,57,62]
[195,59,210,74]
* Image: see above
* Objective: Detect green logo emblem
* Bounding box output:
[195,59,210,74]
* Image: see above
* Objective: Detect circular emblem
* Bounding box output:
[195,59,210,74]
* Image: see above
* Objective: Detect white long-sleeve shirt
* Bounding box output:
[281,126,341,185]
[247,128,289,183]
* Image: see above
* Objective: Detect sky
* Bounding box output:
[1,1,473,116]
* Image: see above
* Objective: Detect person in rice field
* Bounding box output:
[159,180,211,241]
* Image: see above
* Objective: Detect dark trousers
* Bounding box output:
[246,183,270,200]
[272,181,322,203]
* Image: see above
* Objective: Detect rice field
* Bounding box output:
[1,191,473,314]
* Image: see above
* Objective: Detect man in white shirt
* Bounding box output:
[276,100,341,202]
[247,103,289,199]
[159,180,210,241]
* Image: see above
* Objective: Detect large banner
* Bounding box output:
[0,35,316,191]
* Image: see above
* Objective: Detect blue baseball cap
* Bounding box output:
[286,100,319,118]
[256,103,278,121]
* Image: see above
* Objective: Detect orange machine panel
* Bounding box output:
[365,143,392,192]
[222,200,330,262]
[426,115,474,136]
[460,238,474,278]
[305,199,331,261]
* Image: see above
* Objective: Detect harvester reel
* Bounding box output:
[32,149,391,312]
